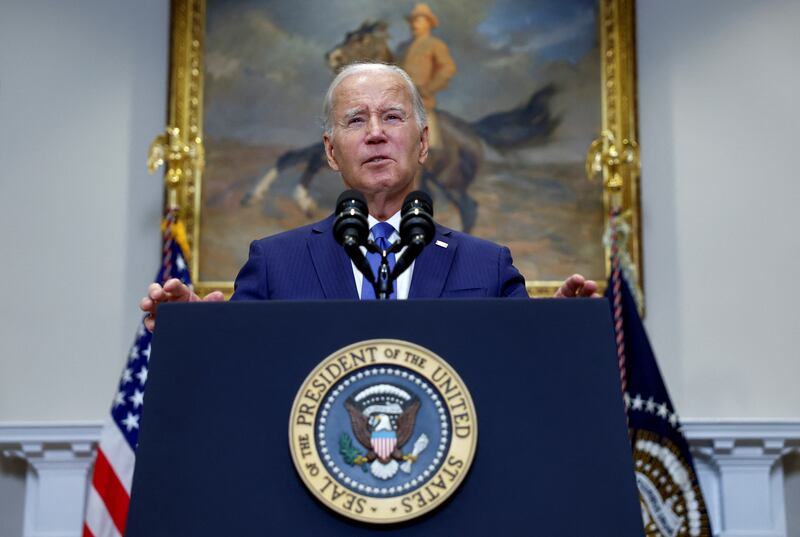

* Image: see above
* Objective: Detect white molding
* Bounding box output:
[0,422,103,537]
[682,419,800,537]
[682,418,800,444]
[0,422,103,445]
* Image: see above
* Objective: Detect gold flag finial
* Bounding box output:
[147,126,205,212]
[586,129,639,208]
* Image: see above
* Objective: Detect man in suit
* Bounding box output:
[141,63,597,330]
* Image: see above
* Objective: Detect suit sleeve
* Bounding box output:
[498,246,529,298]
[230,240,270,301]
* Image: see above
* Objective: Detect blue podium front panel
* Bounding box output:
[126,299,643,536]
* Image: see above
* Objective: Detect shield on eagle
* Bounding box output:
[371,430,397,460]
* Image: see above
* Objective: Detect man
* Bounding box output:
[398,3,456,149]
[141,64,597,331]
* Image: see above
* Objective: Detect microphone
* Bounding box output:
[333,190,374,283]
[392,191,435,279]
[333,190,369,247]
[399,190,435,247]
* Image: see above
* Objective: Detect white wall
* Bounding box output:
[0,0,168,422]
[637,0,800,418]
[1,0,796,426]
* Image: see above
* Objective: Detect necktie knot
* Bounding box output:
[371,222,395,244]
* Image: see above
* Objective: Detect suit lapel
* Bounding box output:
[307,215,359,299]
[408,225,456,299]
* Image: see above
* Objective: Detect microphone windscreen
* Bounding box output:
[333,189,369,247]
[401,190,434,217]
[336,189,367,213]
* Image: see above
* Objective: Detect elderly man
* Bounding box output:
[141,64,596,331]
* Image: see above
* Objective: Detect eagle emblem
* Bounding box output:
[341,383,428,480]
[290,340,478,523]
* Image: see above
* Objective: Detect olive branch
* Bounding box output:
[339,433,369,472]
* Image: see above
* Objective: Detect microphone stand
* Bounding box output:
[366,240,404,300]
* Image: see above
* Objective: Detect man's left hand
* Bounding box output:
[554,274,600,298]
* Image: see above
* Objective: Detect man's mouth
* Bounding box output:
[364,155,392,165]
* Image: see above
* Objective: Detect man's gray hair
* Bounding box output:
[322,63,427,138]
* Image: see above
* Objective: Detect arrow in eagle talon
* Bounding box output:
[400,434,429,473]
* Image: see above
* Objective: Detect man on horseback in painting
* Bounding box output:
[398,3,457,151]
[141,63,598,329]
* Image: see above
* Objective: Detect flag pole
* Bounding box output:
[586,130,639,398]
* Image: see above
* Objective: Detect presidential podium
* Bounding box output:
[126,299,644,536]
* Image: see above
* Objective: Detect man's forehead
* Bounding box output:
[333,73,410,111]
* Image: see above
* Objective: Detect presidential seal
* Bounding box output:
[288,339,477,523]
[633,431,711,537]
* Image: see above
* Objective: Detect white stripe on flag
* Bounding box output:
[98,417,136,493]
[84,486,123,537]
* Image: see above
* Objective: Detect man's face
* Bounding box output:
[410,15,432,37]
[324,71,429,202]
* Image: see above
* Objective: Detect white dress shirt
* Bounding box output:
[351,211,415,299]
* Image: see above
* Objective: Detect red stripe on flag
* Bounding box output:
[82,524,95,537]
[91,449,130,535]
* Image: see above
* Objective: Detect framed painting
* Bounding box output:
[158,0,642,299]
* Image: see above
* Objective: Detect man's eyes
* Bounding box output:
[344,113,405,126]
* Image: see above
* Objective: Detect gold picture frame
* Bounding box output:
[154,0,642,301]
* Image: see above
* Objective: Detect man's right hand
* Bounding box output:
[139,278,225,332]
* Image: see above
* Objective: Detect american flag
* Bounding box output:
[83,211,191,537]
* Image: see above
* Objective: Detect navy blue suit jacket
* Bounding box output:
[230,215,527,300]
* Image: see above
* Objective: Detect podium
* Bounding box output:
[126,299,644,536]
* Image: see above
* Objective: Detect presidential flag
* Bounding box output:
[606,245,712,537]
[83,210,191,537]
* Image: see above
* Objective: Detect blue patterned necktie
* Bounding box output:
[361,222,396,300]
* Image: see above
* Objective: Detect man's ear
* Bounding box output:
[323,134,340,171]
[418,126,429,165]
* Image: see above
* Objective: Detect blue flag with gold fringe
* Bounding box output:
[606,273,712,537]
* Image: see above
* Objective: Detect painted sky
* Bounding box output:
[203,0,598,145]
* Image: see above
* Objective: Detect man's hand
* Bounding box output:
[139,278,225,332]
[553,274,600,298]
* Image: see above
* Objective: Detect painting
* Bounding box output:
[163,0,641,297]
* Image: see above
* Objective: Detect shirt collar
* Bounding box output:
[368,210,401,236]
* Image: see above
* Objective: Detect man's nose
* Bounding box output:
[365,115,386,142]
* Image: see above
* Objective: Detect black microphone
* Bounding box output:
[333,190,369,247]
[399,190,435,247]
[392,191,435,279]
[333,190,374,283]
